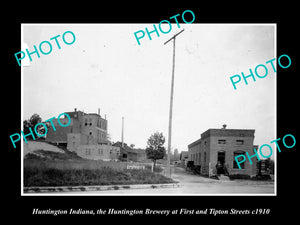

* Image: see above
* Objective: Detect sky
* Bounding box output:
[22,23,276,154]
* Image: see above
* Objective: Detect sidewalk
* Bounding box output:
[24,182,180,193]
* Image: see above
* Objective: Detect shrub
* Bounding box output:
[228,174,250,180]
[251,175,271,180]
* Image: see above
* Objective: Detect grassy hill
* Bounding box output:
[24,141,81,160]
[23,141,175,187]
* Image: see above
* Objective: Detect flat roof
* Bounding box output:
[188,128,255,149]
[201,128,255,139]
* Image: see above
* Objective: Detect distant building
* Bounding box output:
[46,108,120,161]
[187,125,258,177]
[113,142,147,162]
[179,151,189,165]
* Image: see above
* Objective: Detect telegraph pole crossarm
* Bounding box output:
[164,29,185,45]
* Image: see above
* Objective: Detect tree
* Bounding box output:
[171,148,180,162]
[265,158,274,175]
[23,113,46,139]
[174,148,179,156]
[29,113,42,127]
[145,132,166,172]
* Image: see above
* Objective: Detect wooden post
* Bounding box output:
[164,29,184,178]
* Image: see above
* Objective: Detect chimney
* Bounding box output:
[74,108,77,112]
[222,124,227,129]
[98,108,100,116]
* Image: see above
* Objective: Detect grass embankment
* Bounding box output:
[24,158,174,187]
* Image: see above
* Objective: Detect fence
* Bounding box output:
[24,158,153,171]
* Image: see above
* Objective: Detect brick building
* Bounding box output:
[187,125,258,177]
[46,108,120,160]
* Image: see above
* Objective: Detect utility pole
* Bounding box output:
[121,116,124,148]
[164,29,184,178]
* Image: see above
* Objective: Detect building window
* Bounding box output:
[204,152,206,163]
[233,151,245,169]
[218,139,226,144]
[236,140,244,145]
[89,132,92,135]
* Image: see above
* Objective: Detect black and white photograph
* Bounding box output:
[20,23,276,196]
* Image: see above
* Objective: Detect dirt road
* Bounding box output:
[60,166,275,195]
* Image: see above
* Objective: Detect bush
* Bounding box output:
[228,174,250,180]
[251,175,271,180]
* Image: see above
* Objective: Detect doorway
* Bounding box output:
[217,151,225,174]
